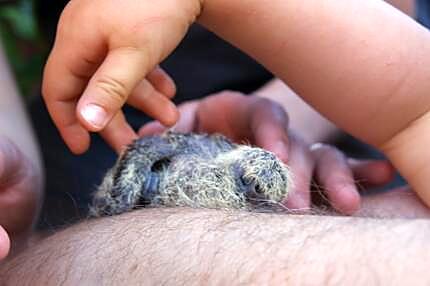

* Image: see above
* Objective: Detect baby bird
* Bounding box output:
[91,132,292,216]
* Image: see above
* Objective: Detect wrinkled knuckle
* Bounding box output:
[95,76,129,104]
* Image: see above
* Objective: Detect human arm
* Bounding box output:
[196,0,430,204]
[0,42,44,258]
[0,43,41,171]
[1,206,430,285]
[255,0,415,143]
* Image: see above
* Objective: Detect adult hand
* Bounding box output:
[140,92,395,214]
[0,137,42,260]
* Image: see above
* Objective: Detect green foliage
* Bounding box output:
[0,0,46,97]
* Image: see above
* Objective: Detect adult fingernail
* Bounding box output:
[310,142,325,151]
[81,104,108,129]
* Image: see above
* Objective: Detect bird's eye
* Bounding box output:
[151,158,171,172]
[254,183,263,194]
[239,176,266,200]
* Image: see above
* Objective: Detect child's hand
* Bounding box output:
[43,0,202,154]
[0,137,42,260]
[140,92,394,214]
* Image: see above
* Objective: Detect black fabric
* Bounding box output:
[417,0,430,27]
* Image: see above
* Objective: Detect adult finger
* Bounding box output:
[197,93,290,162]
[348,159,395,188]
[249,97,290,163]
[283,133,314,212]
[311,143,361,215]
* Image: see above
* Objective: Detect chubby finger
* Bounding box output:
[42,8,105,154]
[283,133,314,212]
[99,111,138,154]
[128,79,179,127]
[42,59,92,154]
[348,159,395,188]
[311,143,361,215]
[249,97,290,163]
[146,67,176,99]
[76,47,177,132]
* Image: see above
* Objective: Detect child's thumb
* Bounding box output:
[77,47,153,131]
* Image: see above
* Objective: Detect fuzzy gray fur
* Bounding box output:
[91,132,292,216]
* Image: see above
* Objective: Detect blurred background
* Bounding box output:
[0,0,45,98]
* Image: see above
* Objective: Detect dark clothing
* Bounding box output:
[417,0,430,27]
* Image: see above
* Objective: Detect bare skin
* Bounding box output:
[0,42,43,260]
[1,1,419,282]
[1,189,429,285]
[197,0,430,204]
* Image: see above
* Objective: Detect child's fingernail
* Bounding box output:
[81,104,108,129]
[164,103,180,126]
